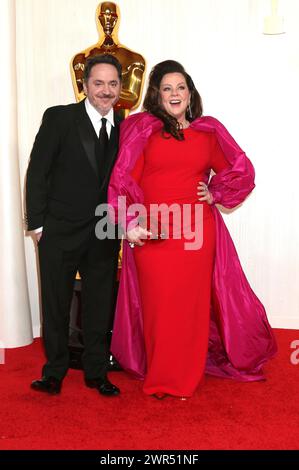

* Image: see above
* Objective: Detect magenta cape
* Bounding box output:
[108,112,277,382]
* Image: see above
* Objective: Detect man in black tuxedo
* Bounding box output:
[26,55,122,396]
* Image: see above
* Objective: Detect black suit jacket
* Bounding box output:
[26,100,122,232]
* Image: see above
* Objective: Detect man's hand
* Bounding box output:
[36,231,43,243]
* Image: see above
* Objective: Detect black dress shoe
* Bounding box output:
[85,377,120,396]
[31,376,62,395]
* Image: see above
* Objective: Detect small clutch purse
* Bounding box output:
[140,215,167,241]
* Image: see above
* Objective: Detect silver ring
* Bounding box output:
[128,242,135,248]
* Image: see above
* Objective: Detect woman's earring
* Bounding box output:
[188,104,192,118]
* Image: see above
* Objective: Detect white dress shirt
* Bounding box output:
[85,98,114,138]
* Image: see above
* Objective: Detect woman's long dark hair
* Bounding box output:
[143,60,203,140]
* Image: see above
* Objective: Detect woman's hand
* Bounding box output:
[197,182,214,205]
[126,225,152,247]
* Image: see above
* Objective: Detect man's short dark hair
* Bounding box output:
[83,55,122,82]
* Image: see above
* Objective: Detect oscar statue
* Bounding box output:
[71,1,146,118]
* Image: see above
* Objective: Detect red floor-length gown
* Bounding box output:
[131,128,229,397]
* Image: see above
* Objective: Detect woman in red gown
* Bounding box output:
[109,61,277,398]
[126,61,230,398]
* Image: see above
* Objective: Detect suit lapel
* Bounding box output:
[99,119,120,191]
[75,100,99,180]
[76,101,122,189]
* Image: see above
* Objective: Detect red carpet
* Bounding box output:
[0,329,298,450]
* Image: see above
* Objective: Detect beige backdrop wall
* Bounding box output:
[15,0,299,338]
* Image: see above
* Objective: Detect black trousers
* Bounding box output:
[38,216,120,380]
